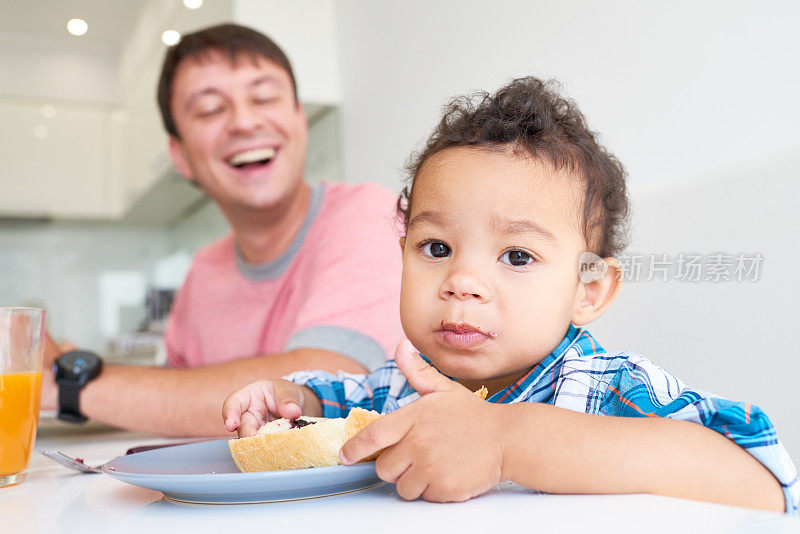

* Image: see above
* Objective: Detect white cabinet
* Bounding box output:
[117,106,169,210]
[0,99,335,223]
[0,98,178,221]
[0,0,340,222]
[0,100,115,219]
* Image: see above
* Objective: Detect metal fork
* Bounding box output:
[38,449,105,474]
[39,441,202,473]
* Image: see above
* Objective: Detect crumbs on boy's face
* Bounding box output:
[440,320,497,338]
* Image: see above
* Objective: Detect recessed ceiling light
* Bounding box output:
[67,18,88,37]
[41,105,56,119]
[183,0,203,9]
[33,125,49,140]
[162,30,181,46]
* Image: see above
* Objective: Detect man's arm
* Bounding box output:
[41,348,365,436]
[500,402,786,512]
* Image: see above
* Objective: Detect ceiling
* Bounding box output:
[0,0,147,54]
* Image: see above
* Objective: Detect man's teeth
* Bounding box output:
[228,148,276,167]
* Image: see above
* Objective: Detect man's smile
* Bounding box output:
[226,146,276,168]
[223,144,279,172]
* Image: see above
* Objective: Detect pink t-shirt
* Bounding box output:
[164,182,404,370]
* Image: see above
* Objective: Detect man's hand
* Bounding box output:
[339,340,507,502]
[221,379,318,437]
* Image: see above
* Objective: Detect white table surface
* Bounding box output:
[4,418,798,534]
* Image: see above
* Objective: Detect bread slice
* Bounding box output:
[229,386,487,473]
[229,407,381,472]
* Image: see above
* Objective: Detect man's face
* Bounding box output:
[399,146,587,392]
[168,51,308,213]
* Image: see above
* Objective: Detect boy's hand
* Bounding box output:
[221,379,306,437]
[339,340,507,502]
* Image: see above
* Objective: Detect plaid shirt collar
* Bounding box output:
[485,323,590,404]
[418,324,591,403]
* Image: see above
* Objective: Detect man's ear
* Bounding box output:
[398,236,406,254]
[571,257,623,326]
[168,135,195,181]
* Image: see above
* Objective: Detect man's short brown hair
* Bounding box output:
[157,23,298,138]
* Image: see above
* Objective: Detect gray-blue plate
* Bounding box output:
[101,438,382,504]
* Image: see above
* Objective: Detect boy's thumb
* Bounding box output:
[394,339,453,396]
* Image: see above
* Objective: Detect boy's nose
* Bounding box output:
[439,272,491,303]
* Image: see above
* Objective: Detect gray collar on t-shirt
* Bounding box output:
[235,182,325,281]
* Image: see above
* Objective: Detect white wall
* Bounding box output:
[335,0,800,190]
[333,0,800,460]
[593,146,800,460]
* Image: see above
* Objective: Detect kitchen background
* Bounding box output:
[1,0,798,460]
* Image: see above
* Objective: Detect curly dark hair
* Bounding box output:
[399,77,629,258]
[157,23,298,139]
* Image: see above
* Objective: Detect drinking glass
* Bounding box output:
[0,307,45,487]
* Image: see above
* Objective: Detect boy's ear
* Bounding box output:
[571,257,622,326]
[168,136,195,182]
[398,236,406,253]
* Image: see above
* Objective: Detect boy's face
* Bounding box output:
[167,50,308,214]
[400,146,589,392]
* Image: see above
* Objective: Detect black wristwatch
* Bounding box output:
[54,350,103,423]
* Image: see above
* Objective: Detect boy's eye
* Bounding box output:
[421,241,451,258]
[500,249,535,267]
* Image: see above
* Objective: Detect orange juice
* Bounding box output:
[0,371,42,476]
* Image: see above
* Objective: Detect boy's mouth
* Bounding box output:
[439,320,497,337]
[436,320,497,349]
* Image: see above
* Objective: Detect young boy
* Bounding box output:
[222,78,798,513]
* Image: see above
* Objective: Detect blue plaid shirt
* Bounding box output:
[286,325,799,513]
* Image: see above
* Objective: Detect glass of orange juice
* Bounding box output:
[0,307,45,487]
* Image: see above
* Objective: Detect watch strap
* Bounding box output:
[57,377,87,423]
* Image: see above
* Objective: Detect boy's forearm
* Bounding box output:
[81,349,364,436]
[499,403,785,512]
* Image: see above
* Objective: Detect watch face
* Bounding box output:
[58,351,100,379]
